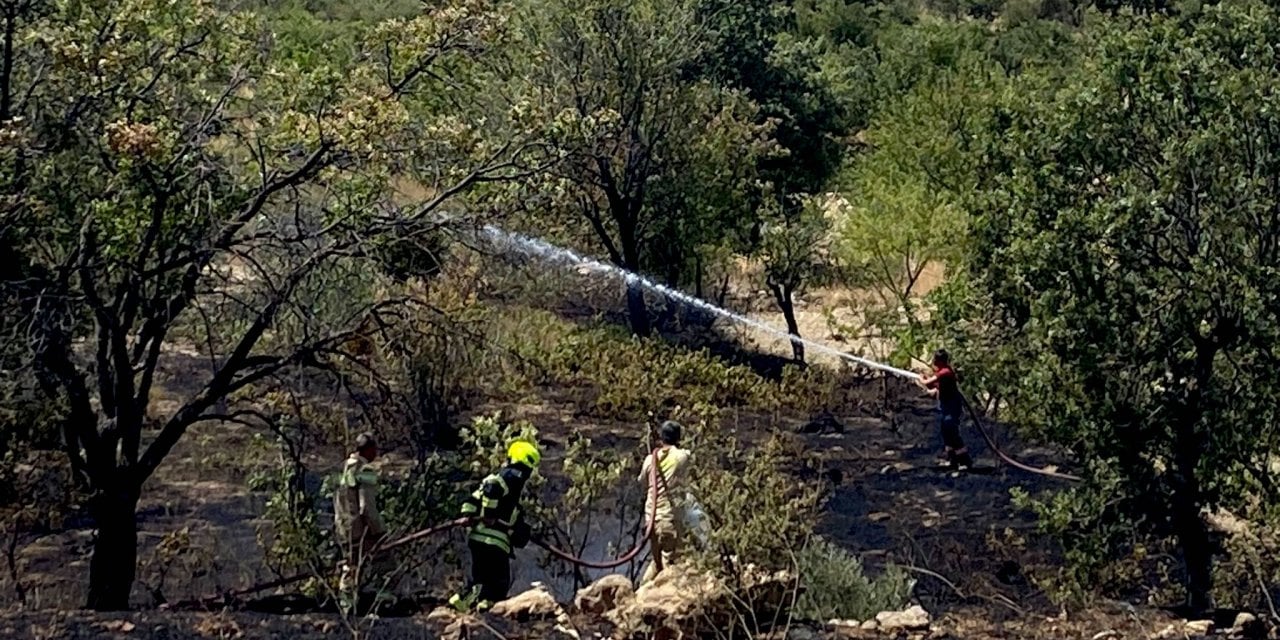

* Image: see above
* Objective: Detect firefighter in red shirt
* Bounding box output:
[916,349,972,470]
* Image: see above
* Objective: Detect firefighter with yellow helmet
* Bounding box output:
[449,439,541,612]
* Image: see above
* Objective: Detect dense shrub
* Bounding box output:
[690,433,823,572]
[493,306,845,419]
[795,537,913,622]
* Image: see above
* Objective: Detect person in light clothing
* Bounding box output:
[638,420,692,585]
[334,433,389,610]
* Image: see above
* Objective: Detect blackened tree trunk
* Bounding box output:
[1,4,16,121]
[620,226,651,337]
[86,485,140,610]
[694,254,703,299]
[625,279,651,337]
[1171,492,1214,612]
[1170,339,1217,613]
[769,282,804,363]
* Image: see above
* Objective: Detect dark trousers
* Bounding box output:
[939,413,972,466]
[467,539,511,603]
[940,413,965,450]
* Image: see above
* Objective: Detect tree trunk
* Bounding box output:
[1171,495,1214,612]
[1171,426,1214,612]
[619,231,650,337]
[694,255,703,299]
[1,7,15,121]
[86,486,139,610]
[625,280,651,337]
[1169,339,1217,614]
[770,283,805,363]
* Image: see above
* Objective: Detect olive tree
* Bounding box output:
[2,0,538,609]
[953,2,1280,610]
[830,57,993,367]
[756,195,833,363]
[507,0,776,335]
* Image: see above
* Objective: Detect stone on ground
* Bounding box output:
[607,563,796,638]
[574,574,635,615]
[490,583,564,621]
[1184,619,1214,636]
[785,626,820,640]
[874,604,931,631]
[827,618,862,628]
[1231,612,1266,640]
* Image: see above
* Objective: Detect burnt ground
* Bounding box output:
[0,273,1205,638]
[0,372,1194,639]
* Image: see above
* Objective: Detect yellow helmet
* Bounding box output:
[508,440,541,468]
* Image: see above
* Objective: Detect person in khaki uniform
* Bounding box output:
[334,433,389,609]
[639,421,692,585]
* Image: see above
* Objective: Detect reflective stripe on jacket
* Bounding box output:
[460,464,530,554]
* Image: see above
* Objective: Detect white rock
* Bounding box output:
[1233,612,1258,628]
[490,584,564,621]
[875,605,931,631]
[860,619,879,630]
[826,618,861,628]
[608,564,795,638]
[1184,619,1214,635]
[1233,612,1266,639]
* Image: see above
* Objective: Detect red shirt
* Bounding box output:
[929,366,962,416]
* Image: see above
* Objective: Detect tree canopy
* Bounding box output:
[952,1,1280,608]
[2,0,538,609]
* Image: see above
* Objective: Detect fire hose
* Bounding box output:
[961,393,1082,482]
[169,380,1078,609]
[169,450,664,608]
[529,447,661,569]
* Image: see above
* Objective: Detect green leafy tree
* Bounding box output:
[952,2,1280,609]
[757,195,833,363]
[1,0,535,609]
[830,52,998,366]
[507,0,776,335]
[694,0,853,198]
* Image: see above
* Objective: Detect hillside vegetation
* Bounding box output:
[2,0,1279,637]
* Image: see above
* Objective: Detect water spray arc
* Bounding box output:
[481,225,1082,483]
[173,221,1081,610]
[481,225,919,379]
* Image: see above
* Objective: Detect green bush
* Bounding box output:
[691,434,823,572]
[795,537,914,622]
[493,306,840,420]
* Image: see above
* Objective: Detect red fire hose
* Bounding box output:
[170,452,665,608]
[961,393,1082,482]
[528,448,662,569]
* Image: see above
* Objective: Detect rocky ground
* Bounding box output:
[0,576,1270,640]
[2,275,1275,639]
